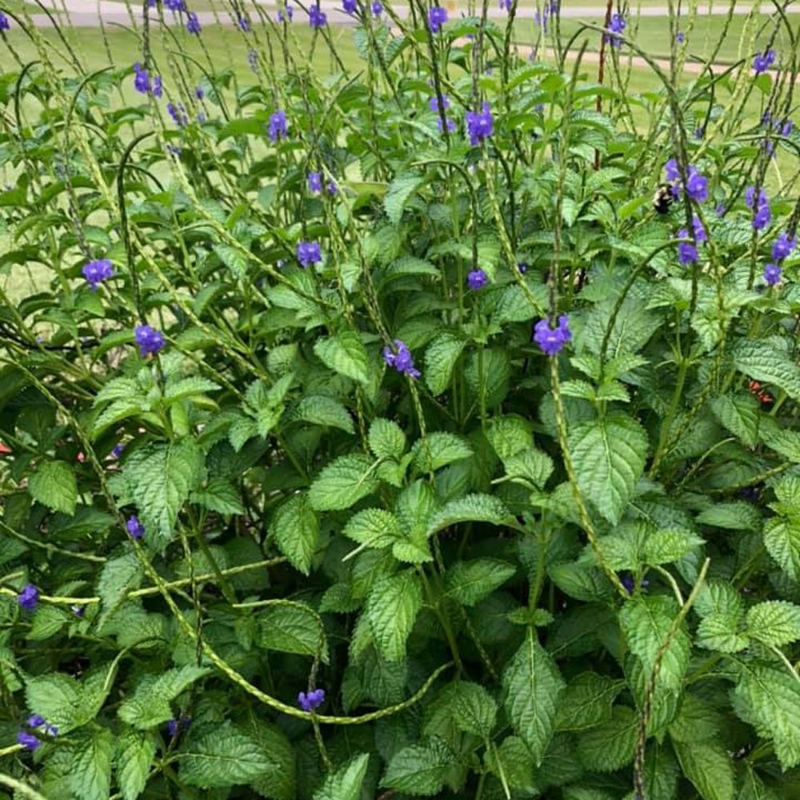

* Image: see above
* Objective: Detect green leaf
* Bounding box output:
[503,449,554,489]
[123,440,205,547]
[96,552,144,621]
[163,376,221,403]
[381,737,458,796]
[314,329,369,384]
[271,493,318,575]
[576,706,638,772]
[181,721,276,788]
[29,460,77,515]
[369,418,407,460]
[411,432,473,472]
[569,415,648,524]
[502,628,565,764]
[117,730,157,800]
[451,682,498,737]
[343,508,402,549]
[290,395,355,434]
[214,243,249,278]
[69,728,114,800]
[733,339,800,402]
[673,739,735,800]
[313,753,370,800]
[619,596,690,691]
[365,571,423,662]
[696,502,762,530]
[426,494,510,537]
[190,478,245,515]
[118,666,210,729]
[384,173,424,225]
[424,333,466,395]
[668,695,723,743]
[643,528,705,565]
[746,601,800,647]
[309,454,380,511]
[764,516,800,580]
[486,415,533,460]
[256,603,328,662]
[444,559,516,607]
[485,736,535,792]
[696,613,749,653]
[247,719,296,800]
[25,673,82,733]
[555,672,623,732]
[711,393,760,447]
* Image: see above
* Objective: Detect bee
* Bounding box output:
[653,184,675,214]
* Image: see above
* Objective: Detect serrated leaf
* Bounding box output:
[486,415,533,460]
[711,393,760,447]
[313,753,370,800]
[503,449,554,489]
[502,628,565,764]
[256,603,328,662]
[746,601,800,647]
[29,460,77,515]
[673,739,735,800]
[343,508,402,549]
[290,395,355,434]
[735,662,800,769]
[25,673,82,733]
[123,440,205,547]
[668,695,723,743]
[696,502,761,531]
[485,736,535,791]
[365,571,422,662]
[369,418,406,460]
[384,173,424,225]
[309,454,380,511]
[181,721,275,788]
[619,596,690,691]
[69,728,113,800]
[451,682,498,737]
[163,376,220,402]
[696,613,750,653]
[97,552,143,619]
[214,243,248,278]
[247,719,296,800]
[576,705,638,772]
[424,333,465,395]
[426,494,510,537]
[555,673,623,732]
[314,330,369,384]
[733,339,800,402]
[444,559,516,607]
[764,516,800,580]
[412,432,473,472]
[569,415,648,524]
[271,493,318,575]
[118,666,210,729]
[117,730,157,800]
[190,478,245,515]
[643,529,705,565]
[381,736,458,795]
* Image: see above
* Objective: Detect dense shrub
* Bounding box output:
[2,1,800,798]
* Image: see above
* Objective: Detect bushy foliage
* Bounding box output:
[2,1,800,798]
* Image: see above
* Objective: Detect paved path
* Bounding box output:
[23,1,766,28]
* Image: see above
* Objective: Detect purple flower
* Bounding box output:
[782,119,793,136]
[167,716,191,736]
[466,102,493,146]
[133,62,151,94]
[167,102,188,127]
[371,0,382,14]
[71,604,86,617]
[268,110,287,142]
[26,716,57,737]
[685,166,708,202]
[430,94,450,113]
[278,3,294,21]
[308,172,323,193]
[237,14,250,31]
[606,13,625,47]
[772,233,796,261]
[620,573,650,594]
[165,0,185,10]
[247,49,259,72]
[716,201,726,216]
[694,127,704,140]
[467,269,488,289]
[677,229,698,265]
[328,179,338,195]
[185,11,201,33]
[17,732,40,751]
[152,75,163,98]
[764,263,782,286]
[0,11,11,29]
[308,4,326,26]
[343,0,356,12]
[664,158,680,182]
[17,584,38,611]
[194,85,204,100]
[82,258,114,290]
[676,31,685,43]
[383,339,421,378]
[516,262,529,273]
[753,49,775,75]
[429,6,447,32]
[533,315,572,357]
[134,325,165,357]
[692,215,706,243]
[297,241,322,267]
[498,0,511,9]
[298,688,325,712]
[753,202,771,232]
[126,515,145,540]
[111,443,125,458]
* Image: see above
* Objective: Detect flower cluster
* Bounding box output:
[82,258,114,290]
[308,4,326,26]
[167,101,189,127]
[467,268,488,290]
[428,6,447,32]
[298,688,325,712]
[430,94,455,133]
[663,159,708,203]
[126,515,145,540]
[268,110,288,142]
[17,583,39,611]
[752,49,775,75]
[134,325,166,357]
[764,232,796,286]
[17,715,58,751]
[745,186,771,231]
[466,102,493,146]
[383,339,421,378]
[133,63,163,97]
[308,172,323,193]
[676,215,706,265]
[343,0,356,12]
[534,315,572,357]
[605,13,625,47]
[297,241,322,267]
